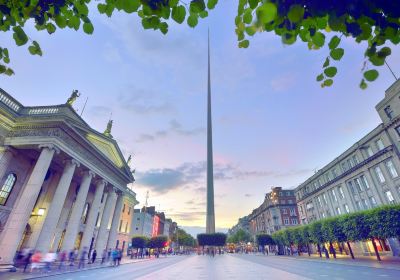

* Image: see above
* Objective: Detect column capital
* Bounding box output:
[63,158,80,168]
[95,178,108,187]
[38,143,60,154]
[81,170,95,179]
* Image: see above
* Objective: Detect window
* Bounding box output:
[290,208,296,215]
[0,173,16,205]
[354,178,363,192]
[306,202,313,210]
[291,218,298,225]
[347,159,353,169]
[338,186,345,199]
[321,212,326,218]
[356,200,363,210]
[122,204,125,213]
[125,222,129,233]
[362,199,369,209]
[341,162,348,172]
[395,126,400,137]
[332,168,338,178]
[331,189,338,202]
[375,166,386,183]
[352,155,359,165]
[376,139,385,151]
[386,160,398,178]
[95,212,100,227]
[318,179,322,187]
[82,203,90,224]
[369,196,377,207]
[336,207,341,215]
[288,199,293,204]
[384,105,394,120]
[367,147,374,157]
[119,220,123,232]
[282,208,287,214]
[360,175,370,189]
[385,190,395,204]
[323,194,327,204]
[347,181,356,194]
[317,196,322,207]
[284,218,289,225]
[344,204,350,213]
[128,207,131,215]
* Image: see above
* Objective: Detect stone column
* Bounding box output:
[35,159,80,252]
[95,188,117,253]
[61,170,94,251]
[0,147,15,182]
[79,179,107,253]
[107,192,124,249]
[0,144,58,266]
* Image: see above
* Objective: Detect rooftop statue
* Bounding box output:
[127,155,132,166]
[103,119,113,138]
[66,90,80,105]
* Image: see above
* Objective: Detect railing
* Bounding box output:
[0,90,21,112]
[26,107,60,115]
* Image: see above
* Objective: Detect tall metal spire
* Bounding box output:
[206,29,215,234]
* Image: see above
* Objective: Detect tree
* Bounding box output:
[172,228,196,247]
[2,1,399,90]
[299,225,312,256]
[131,235,149,258]
[256,234,274,247]
[148,235,168,251]
[228,229,252,244]
[197,233,227,247]
[309,221,326,258]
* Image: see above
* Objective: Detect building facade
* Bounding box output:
[249,187,299,238]
[0,89,135,270]
[116,188,139,256]
[228,215,251,237]
[295,79,400,257]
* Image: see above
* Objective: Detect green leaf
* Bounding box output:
[122,0,140,13]
[199,10,208,18]
[159,22,168,35]
[170,0,179,6]
[330,48,344,60]
[316,73,324,82]
[324,66,337,77]
[243,8,252,24]
[28,41,42,56]
[323,57,330,68]
[369,55,385,66]
[98,3,107,14]
[287,5,304,23]
[187,15,198,28]
[248,0,258,9]
[312,32,325,48]
[328,35,341,49]
[46,23,56,34]
[245,26,257,36]
[68,16,81,30]
[257,3,277,24]
[207,0,218,10]
[83,22,94,34]
[172,6,186,24]
[364,69,379,82]
[323,79,333,87]
[0,65,5,74]
[12,26,28,46]
[190,0,206,13]
[360,79,367,89]
[5,68,14,76]
[239,40,249,48]
[377,47,391,58]
[55,15,67,28]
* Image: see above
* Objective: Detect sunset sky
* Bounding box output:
[1,1,399,234]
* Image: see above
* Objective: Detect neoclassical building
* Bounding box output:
[295,79,400,257]
[0,89,136,270]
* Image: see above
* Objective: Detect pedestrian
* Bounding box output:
[101,249,107,265]
[22,249,33,273]
[43,251,56,272]
[68,249,75,266]
[117,249,122,266]
[58,250,67,270]
[91,249,97,264]
[30,251,42,273]
[78,247,87,269]
[111,248,118,266]
[107,248,111,262]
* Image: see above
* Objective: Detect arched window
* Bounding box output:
[0,173,16,205]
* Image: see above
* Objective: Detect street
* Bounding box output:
[5,254,399,280]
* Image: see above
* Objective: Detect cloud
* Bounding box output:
[136,119,205,143]
[244,194,252,197]
[270,73,297,92]
[86,105,112,117]
[117,86,173,115]
[135,161,311,194]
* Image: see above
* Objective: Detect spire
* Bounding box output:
[206,29,216,234]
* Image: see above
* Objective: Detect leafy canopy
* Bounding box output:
[1,0,400,89]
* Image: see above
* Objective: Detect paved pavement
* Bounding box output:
[2,254,400,279]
